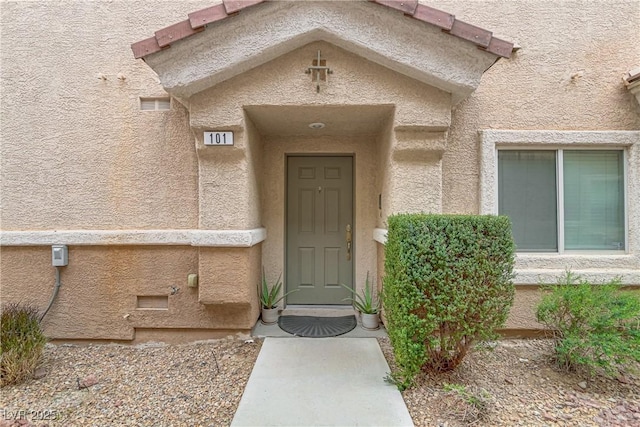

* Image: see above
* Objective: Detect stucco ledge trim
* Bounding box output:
[0,229,267,248]
[515,269,640,286]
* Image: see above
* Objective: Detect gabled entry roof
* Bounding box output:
[132,0,513,59]
[131,0,515,104]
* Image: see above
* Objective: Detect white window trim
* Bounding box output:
[479,130,640,285]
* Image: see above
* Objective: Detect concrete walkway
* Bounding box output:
[231,337,414,427]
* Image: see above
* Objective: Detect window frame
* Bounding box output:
[479,131,638,258]
[478,130,639,285]
[496,146,628,254]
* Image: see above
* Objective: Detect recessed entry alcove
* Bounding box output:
[130,0,512,328]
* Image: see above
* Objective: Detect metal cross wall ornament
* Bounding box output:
[305,50,333,93]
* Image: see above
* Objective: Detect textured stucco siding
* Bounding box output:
[375,118,395,228]
[188,41,451,131]
[437,0,640,299]
[2,0,639,340]
[1,246,191,340]
[0,1,246,341]
[1,245,258,340]
[438,0,640,215]
[0,1,207,230]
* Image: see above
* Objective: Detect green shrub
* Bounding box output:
[383,214,515,389]
[536,271,640,376]
[1,303,47,386]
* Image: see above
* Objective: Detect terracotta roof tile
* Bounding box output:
[413,3,454,30]
[155,19,204,48]
[373,0,418,15]
[131,36,164,59]
[370,0,513,57]
[485,37,514,59]
[447,19,492,48]
[131,0,514,59]
[188,4,228,29]
[223,0,264,14]
[132,1,266,59]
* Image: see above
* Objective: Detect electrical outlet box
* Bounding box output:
[187,273,198,288]
[52,245,68,266]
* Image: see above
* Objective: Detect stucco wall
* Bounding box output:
[2,246,203,339]
[435,1,640,294]
[197,245,261,326]
[389,129,447,215]
[2,0,639,340]
[0,1,209,230]
[0,245,258,341]
[246,116,264,231]
[376,117,395,228]
[0,0,259,342]
[189,41,451,131]
[437,0,640,215]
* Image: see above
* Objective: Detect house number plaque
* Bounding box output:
[204,131,234,146]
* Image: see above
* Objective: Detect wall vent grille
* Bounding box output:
[140,97,171,111]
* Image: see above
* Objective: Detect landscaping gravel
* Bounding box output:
[0,337,261,427]
[378,337,640,427]
[2,336,639,426]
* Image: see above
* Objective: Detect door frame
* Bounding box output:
[284,153,356,306]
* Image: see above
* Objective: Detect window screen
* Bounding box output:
[563,151,625,250]
[498,150,558,251]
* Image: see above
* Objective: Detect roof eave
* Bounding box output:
[131,0,514,60]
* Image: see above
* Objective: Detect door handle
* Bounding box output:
[346,224,352,261]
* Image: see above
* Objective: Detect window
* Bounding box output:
[498,149,625,252]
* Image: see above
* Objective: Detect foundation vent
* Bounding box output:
[140,97,171,111]
[136,295,169,310]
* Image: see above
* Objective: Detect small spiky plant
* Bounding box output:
[259,268,298,309]
[341,272,380,314]
[1,303,47,387]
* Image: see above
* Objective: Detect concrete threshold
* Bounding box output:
[231,337,414,427]
[252,307,389,339]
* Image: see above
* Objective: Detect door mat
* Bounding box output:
[278,315,357,338]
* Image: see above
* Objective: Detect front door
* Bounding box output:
[286,156,353,304]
